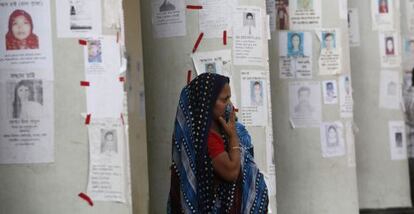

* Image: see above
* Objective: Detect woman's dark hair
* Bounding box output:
[324,33,333,40]
[246,12,254,19]
[13,80,34,118]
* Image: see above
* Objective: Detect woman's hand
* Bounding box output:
[218,109,237,139]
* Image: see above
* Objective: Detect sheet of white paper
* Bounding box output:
[371,0,395,31]
[279,31,313,79]
[345,121,356,167]
[339,74,353,118]
[0,69,54,164]
[276,0,290,30]
[83,36,121,76]
[406,0,414,33]
[289,81,322,128]
[232,6,264,66]
[322,80,338,104]
[403,36,414,70]
[339,0,348,20]
[379,70,401,109]
[56,0,102,38]
[388,121,408,160]
[87,118,127,202]
[151,0,186,38]
[191,50,238,107]
[199,0,236,38]
[317,29,342,75]
[379,31,402,68]
[0,0,53,70]
[348,8,361,47]
[289,0,322,30]
[266,0,276,32]
[103,0,122,29]
[240,70,269,126]
[320,121,346,158]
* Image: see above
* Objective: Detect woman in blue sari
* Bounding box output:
[168,73,268,213]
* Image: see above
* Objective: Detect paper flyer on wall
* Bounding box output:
[403,36,414,70]
[0,69,54,164]
[339,0,348,20]
[199,0,237,38]
[103,0,123,29]
[83,36,121,75]
[371,0,395,31]
[388,121,407,160]
[379,31,401,68]
[320,121,346,158]
[322,80,338,105]
[317,29,342,75]
[55,0,102,38]
[406,0,414,33]
[232,6,264,66]
[379,70,401,109]
[289,81,321,128]
[87,118,127,202]
[191,50,238,107]
[279,31,312,79]
[240,70,268,127]
[339,74,353,118]
[289,0,321,30]
[276,0,289,30]
[345,121,356,167]
[0,0,53,70]
[151,0,186,38]
[348,8,361,47]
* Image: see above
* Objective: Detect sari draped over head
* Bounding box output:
[6,9,39,50]
[168,73,268,213]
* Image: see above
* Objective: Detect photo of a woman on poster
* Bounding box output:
[5,9,39,50]
[12,80,43,119]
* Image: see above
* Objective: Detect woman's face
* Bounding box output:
[105,133,114,141]
[292,35,300,49]
[89,44,100,57]
[12,15,31,41]
[328,128,337,139]
[254,84,261,98]
[17,85,30,101]
[324,35,333,49]
[387,39,394,51]
[213,83,231,120]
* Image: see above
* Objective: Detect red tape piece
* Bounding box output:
[85,114,91,125]
[186,5,203,9]
[80,81,90,87]
[187,70,192,84]
[119,76,125,82]
[78,39,87,46]
[192,33,204,53]
[223,30,227,45]
[78,192,94,206]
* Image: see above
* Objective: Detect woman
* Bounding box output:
[385,37,395,55]
[288,33,304,57]
[168,73,268,213]
[379,0,388,13]
[277,2,289,30]
[6,9,39,50]
[12,80,42,119]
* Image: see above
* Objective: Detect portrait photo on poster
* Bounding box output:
[371,0,395,31]
[88,39,102,63]
[7,79,43,120]
[287,32,305,57]
[388,121,408,160]
[320,122,346,158]
[5,9,39,51]
[322,80,338,104]
[101,129,118,154]
[289,81,322,128]
[250,80,264,106]
[276,0,289,30]
[297,0,313,10]
[243,12,256,35]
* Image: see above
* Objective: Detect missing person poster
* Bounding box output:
[199,0,237,38]
[151,0,186,38]
[87,118,127,202]
[388,121,407,160]
[279,31,312,79]
[240,70,269,127]
[289,81,322,128]
[322,80,338,105]
[371,0,396,31]
[403,36,414,70]
[379,70,401,109]
[0,68,54,164]
[348,8,361,47]
[379,31,401,68]
[83,36,121,75]
[339,74,353,118]
[55,0,102,38]
[317,29,342,75]
[320,121,346,158]
[232,6,264,66]
[0,0,53,69]
[345,121,356,167]
[289,0,322,30]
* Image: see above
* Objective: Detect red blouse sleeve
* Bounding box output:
[207,131,225,159]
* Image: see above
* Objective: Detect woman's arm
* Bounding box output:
[211,110,241,182]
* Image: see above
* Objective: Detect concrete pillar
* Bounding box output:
[349,0,412,209]
[268,0,359,213]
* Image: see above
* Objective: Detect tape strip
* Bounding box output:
[85,114,91,125]
[78,39,87,46]
[80,81,90,87]
[192,33,204,53]
[223,30,227,45]
[187,70,192,84]
[119,76,125,82]
[78,192,94,206]
[186,5,203,9]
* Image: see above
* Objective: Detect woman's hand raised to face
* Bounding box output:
[218,109,237,139]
